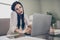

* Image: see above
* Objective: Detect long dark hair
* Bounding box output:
[11,1,25,29]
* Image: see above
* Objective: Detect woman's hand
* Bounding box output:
[23,25,32,34]
[50,27,54,34]
[14,28,23,34]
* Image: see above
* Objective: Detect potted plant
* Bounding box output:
[47,12,57,28]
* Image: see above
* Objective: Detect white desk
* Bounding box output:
[0,35,46,40]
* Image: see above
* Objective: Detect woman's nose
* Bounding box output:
[19,8,22,11]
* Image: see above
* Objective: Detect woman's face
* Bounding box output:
[15,4,23,14]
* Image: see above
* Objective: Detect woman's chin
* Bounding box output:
[19,12,23,14]
[17,13,23,15]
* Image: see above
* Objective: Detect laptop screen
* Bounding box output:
[31,14,52,36]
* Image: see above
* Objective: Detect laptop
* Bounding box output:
[0,18,10,36]
[31,14,52,36]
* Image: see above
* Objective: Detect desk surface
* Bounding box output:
[0,35,46,40]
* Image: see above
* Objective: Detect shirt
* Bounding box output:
[7,11,29,34]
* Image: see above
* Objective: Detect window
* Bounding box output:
[0,0,18,18]
[0,0,18,5]
[0,4,11,18]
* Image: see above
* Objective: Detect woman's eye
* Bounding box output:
[16,8,19,10]
[19,7,22,8]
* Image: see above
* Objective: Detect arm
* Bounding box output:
[7,12,17,34]
[23,14,32,34]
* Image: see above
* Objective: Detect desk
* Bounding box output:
[49,28,60,40]
[0,35,46,40]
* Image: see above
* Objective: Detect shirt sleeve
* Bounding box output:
[7,11,17,34]
[24,14,30,28]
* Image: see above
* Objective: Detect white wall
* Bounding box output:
[53,0,60,19]
[40,0,60,19]
[40,0,54,14]
[19,0,60,19]
[19,0,41,15]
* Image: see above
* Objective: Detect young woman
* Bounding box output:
[7,1,31,35]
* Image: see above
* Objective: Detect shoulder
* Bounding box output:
[11,11,17,15]
[24,14,29,18]
[11,11,17,18]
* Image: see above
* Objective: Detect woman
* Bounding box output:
[7,1,31,35]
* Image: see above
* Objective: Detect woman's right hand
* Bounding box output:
[14,28,23,34]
